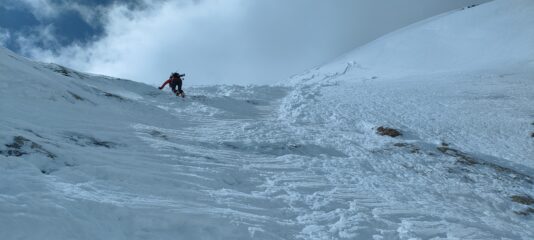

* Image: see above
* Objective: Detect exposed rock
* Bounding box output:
[511,195,534,205]
[103,92,126,101]
[68,91,84,101]
[1,136,56,158]
[393,142,420,154]
[438,145,532,183]
[437,146,478,165]
[149,130,169,140]
[54,65,72,77]
[514,208,534,216]
[376,126,401,137]
[66,133,119,149]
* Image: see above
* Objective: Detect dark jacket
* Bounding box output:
[159,74,184,94]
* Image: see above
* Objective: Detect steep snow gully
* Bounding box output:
[2,0,534,239]
[2,50,534,239]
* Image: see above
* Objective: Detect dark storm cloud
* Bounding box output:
[2,0,490,85]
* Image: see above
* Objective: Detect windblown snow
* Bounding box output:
[1,0,534,239]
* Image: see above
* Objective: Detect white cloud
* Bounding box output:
[14,0,106,28]
[16,24,61,56]
[23,0,491,86]
[18,0,60,19]
[0,28,10,47]
[30,0,254,85]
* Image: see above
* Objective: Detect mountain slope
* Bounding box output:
[1,47,287,239]
[294,0,534,80]
[275,0,534,238]
[285,0,534,169]
[1,0,534,239]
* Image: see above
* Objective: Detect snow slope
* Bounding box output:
[327,0,534,77]
[1,0,534,239]
[286,0,534,169]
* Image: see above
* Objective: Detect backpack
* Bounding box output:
[171,72,185,80]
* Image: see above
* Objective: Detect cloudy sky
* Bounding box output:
[0,0,489,85]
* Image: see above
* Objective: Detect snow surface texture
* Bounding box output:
[1,0,534,239]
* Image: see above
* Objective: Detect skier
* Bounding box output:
[158,72,185,97]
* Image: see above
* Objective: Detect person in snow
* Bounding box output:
[159,72,185,97]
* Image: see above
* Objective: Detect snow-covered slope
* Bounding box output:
[0,46,287,239]
[298,0,534,79]
[286,0,534,168]
[1,0,534,239]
